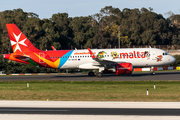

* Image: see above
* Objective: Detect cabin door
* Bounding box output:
[151,50,157,60]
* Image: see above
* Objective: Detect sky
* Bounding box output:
[1,0,180,19]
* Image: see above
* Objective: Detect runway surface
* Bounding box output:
[0,107,180,115]
[0,71,180,81]
[1,101,180,120]
[0,101,180,116]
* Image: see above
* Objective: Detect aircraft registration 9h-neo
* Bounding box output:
[3,24,176,77]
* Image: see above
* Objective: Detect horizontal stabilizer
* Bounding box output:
[13,55,30,61]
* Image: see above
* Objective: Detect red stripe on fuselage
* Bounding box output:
[43,50,72,62]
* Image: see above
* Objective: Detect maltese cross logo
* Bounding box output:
[10,33,27,52]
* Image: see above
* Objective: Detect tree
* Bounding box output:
[140,30,156,45]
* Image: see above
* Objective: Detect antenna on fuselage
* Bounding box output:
[75,48,77,50]
[149,46,151,48]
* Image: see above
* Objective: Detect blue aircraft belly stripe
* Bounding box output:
[58,50,73,68]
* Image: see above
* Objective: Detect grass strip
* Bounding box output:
[0,80,180,101]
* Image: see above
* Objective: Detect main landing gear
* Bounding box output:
[88,67,104,77]
[151,66,155,75]
[88,71,95,76]
[88,71,103,77]
[96,72,103,77]
[96,67,104,77]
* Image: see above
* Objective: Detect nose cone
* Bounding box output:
[169,55,176,64]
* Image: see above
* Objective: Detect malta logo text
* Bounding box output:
[119,51,146,59]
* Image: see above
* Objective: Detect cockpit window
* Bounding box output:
[162,52,168,55]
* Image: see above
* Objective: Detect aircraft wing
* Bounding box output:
[87,48,127,66]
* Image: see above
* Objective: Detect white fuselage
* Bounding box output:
[60,48,175,69]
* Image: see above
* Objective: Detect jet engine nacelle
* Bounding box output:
[104,63,133,75]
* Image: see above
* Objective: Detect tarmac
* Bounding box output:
[0,71,180,81]
[0,101,180,120]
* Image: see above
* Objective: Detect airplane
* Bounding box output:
[3,24,176,77]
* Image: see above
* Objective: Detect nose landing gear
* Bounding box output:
[151,66,155,75]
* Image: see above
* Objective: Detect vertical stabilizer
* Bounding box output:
[6,24,40,54]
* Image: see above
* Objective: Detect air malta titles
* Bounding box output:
[111,51,148,59]
[74,52,96,55]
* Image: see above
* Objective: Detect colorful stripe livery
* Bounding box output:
[58,50,73,68]
[4,24,74,69]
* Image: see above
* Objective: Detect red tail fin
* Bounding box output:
[6,24,40,54]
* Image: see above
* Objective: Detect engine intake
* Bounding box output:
[104,63,133,75]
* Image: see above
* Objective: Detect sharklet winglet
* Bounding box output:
[87,48,96,58]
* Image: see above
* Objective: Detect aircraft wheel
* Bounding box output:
[151,72,155,75]
[96,72,103,77]
[88,72,94,76]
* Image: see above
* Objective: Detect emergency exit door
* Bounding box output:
[39,53,45,63]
